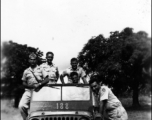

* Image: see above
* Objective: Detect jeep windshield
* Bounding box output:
[32,84,90,101]
[30,84,93,113]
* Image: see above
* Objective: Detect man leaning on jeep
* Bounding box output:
[18,53,49,120]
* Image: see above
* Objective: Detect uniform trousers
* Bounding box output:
[104,102,128,120]
[18,90,32,120]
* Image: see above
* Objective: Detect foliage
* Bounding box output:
[78,27,151,106]
[1,41,43,106]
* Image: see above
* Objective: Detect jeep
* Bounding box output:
[27,84,102,120]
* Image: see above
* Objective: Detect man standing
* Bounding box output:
[89,75,128,120]
[60,58,87,84]
[19,53,49,120]
[40,52,59,84]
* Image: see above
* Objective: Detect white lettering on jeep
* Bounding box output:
[56,103,69,109]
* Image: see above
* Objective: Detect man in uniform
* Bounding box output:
[40,52,59,84]
[19,53,49,120]
[60,58,87,84]
[89,75,128,120]
[69,72,79,84]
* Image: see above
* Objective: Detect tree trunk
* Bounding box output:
[132,82,140,107]
[132,65,143,108]
[14,87,24,108]
[14,95,20,108]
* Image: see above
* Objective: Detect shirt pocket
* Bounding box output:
[34,72,43,81]
[27,78,38,85]
[44,68,51,72]
[51,67,57,72]
[26,73,33,79]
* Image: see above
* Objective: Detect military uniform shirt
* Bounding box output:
[98,86,128,120]
[22,66,47,90]
[62,66,86,83]
[40,63,59,84]
[99,86,120,103]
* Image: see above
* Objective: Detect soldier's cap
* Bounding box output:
[29,53,37,59]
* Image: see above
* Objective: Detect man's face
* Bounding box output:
[90,81,100,94]
[46,54,54,63]
[29,58,37,66]
[72,75,79,83]
[71,60,78,70]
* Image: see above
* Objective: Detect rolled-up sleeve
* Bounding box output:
[99,87,108,101]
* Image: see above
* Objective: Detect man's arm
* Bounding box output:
[56,67,60,82]
[22,81,39,89]
[22,77,49,90]
[82,76,88,84]
[39,76,49,87]
[60,74,65,84]
[80,68,88,84]
[99,100,107,115]
[40,68,50,86]
[60,70,67,84]
[34,76,50,92]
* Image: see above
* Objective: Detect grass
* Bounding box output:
[119,95,151,107]
[1,95,151,120]
[119,95,151,120]
[127,111,151,120]
[1,99,22,120]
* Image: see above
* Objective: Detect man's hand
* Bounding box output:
[33,83,41,92]
[82,76,88,84]
[33,83,40,88]
[60,74,65,84]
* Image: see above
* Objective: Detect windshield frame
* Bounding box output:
[31,84,91,102]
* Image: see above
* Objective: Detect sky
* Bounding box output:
[1,0,151,71]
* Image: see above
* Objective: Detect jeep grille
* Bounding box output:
[30,116,84,120]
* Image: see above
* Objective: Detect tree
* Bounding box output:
[78,27,151,107]
[121,30,151,107]
[1,41,43,107]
